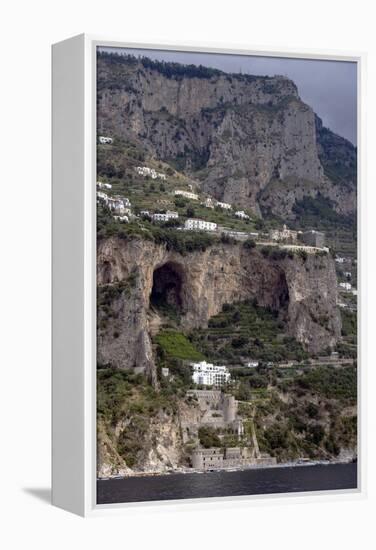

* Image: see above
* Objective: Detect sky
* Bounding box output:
[101,47,357,145]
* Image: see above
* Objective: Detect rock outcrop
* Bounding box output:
[97,53,356,218]
[97,237,341,378]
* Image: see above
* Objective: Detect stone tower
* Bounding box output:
[223,394,237,423]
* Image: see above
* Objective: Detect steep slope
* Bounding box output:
[97,52,356,219]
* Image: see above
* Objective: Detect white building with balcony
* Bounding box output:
[191,361,231,387]
[174,189,199,200]
[184,218,217,232]
[152,211,179,222]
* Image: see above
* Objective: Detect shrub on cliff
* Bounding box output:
[243,238,256,249]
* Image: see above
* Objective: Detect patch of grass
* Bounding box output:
[155,330,205,361]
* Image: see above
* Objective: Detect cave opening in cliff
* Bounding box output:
[150,262,184,315]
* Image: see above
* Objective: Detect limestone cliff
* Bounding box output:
[97,236,341,379]
[97,52,356,218]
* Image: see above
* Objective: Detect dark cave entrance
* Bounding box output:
[277,272,290,310]
[150,262,185,314]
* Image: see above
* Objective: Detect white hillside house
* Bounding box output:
[152,211,179,222]
[235,210,250,220]
[97,191,109,203]
[216,201,232,210]
[135,166,166,180]
[113,215,129,223]
[98,136,113,144]
[174,189,199,200]
[203,197,215,209]
[339,282,352,291]
[97,181,112,190]
[185,219,217,232]
[191,361,231,387]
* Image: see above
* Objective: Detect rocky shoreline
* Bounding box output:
[98,457,357,480]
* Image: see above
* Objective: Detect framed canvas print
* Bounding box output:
[52,35,363,516]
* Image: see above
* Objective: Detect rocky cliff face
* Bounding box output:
[97,237,341,379]
[97,53,356,218]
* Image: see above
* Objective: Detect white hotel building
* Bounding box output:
[191,361,231,387]
[184,218,217,232]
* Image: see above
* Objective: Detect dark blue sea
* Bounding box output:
[97,462,357,504]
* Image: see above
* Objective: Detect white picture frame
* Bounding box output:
[52,34,365,517]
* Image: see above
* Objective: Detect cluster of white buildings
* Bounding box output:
[202,197,233,211]
[269,224,298,243]
[191,361,231,387]
[96,190,132,221]
[184,218,217,232]
[98,136,113,144]
[175,189,199,200]
[152,211,179,222]
[135,166,166,180]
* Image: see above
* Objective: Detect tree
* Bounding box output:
[186,206,195,218]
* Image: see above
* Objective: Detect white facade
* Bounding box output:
[216,201,232,210]
[191,361,231,387]
[97,181,112,189]
[152,210,179,222]
[135,166,166,180]
[107,197,131,214]
[235,210,250,220]
[98,136,113,144]
[174,189,199,200]
[184,218,217,232]
[339,282,352,291]
[269,224,298,242]
[203,197,215,209]
[161,367,170,378]
[96,191,109,203]
[113,215,129,223]
[246,361,259,368]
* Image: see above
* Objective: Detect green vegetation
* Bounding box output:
[294,365,357,404]
[97,367,180,466]
[315,116,357,190]
[190,300,308,363]
[341,309,357,338]
[292,194,355,231]
[155,330,204,361]
[198,426,221,448]
[252,374,357,461]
